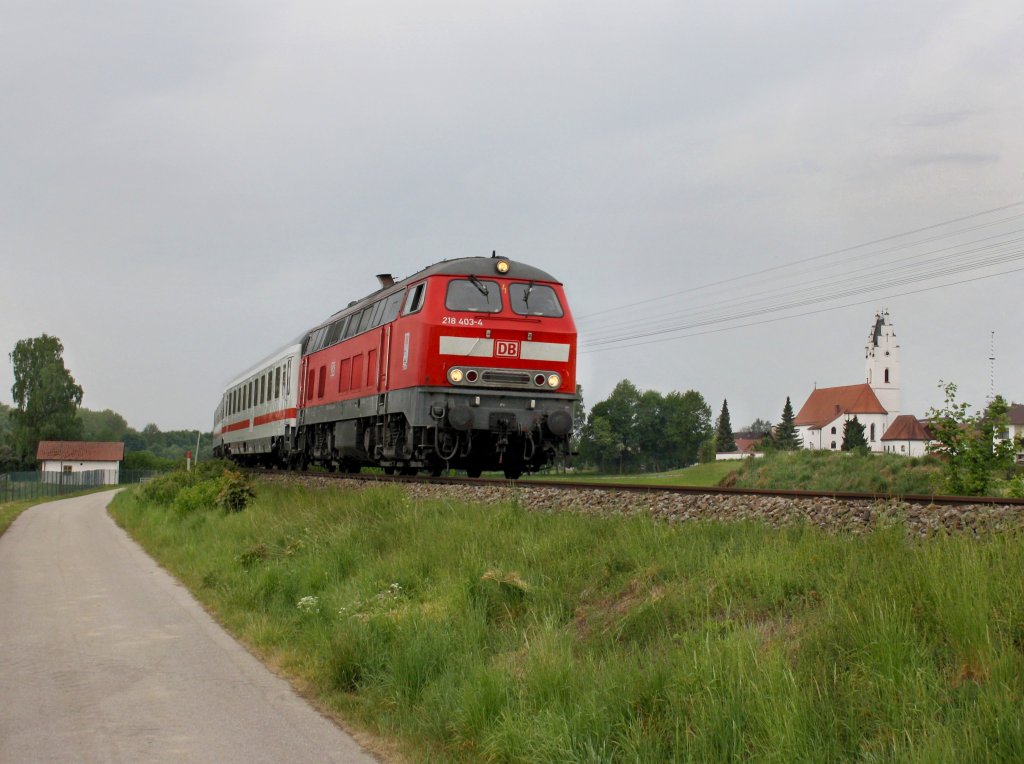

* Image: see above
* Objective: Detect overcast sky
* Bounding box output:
[2,1,1022,432]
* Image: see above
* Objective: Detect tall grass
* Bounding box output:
[111,478,1024,762]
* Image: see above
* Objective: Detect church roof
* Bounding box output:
[881,415,932,442]
[794,384,887,430]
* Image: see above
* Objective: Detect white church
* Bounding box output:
[794,311,932,455]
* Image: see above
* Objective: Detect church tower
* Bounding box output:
[865,310,900,418]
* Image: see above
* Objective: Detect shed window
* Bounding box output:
[830,426,836,435]
[870,424,876,441]
[884,368,890,383]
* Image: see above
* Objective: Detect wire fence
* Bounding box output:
[0,470,163,504]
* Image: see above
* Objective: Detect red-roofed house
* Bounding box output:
[37,441,125,485]
[794,311,901,452]
[881,415,933,457]
[1009,404,1024,464]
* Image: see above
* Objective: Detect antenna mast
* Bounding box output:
[988,331,996,402]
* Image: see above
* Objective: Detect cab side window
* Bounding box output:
[402,283,427,315]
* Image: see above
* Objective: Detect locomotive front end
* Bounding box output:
[415,256,577,477]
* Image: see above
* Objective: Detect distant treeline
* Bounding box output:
[0,401,211,472]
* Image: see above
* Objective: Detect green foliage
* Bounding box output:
[77,408,130,442]
[731,449,942,494]
[769,396,801,451]
[216,470,255,513]
[927,383,1017,496]
[715,398,736,452]
[578,380,712,473]
[122,450,177,471]
[136,460,243,513]
[111,481,1024,762]
[841,415,868,452]
[8,334,84,467]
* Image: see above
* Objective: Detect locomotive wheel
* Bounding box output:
[503,467,522,480]
[384,466,396,475]
[399,466,417,476]
[466,467,482,478]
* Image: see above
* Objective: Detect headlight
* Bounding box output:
[547,374,561,388]
[448,368,464,383]
[495,260,510,274]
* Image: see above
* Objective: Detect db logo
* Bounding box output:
[495,340,520,358]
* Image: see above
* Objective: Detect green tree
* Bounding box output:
[771,396,801,451]
[715,399,736,453]
[743,418,773,436]
[78,408,130,442]
[926,383,1016,496]
[841,416,868,452]
[585,380,642,472]
[9,335,84,467]
[662,390,712,466]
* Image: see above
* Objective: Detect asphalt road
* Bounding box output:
[0,491,378,763]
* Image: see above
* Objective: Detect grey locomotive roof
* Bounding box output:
[413,256,561,283]
[315,256,563,329]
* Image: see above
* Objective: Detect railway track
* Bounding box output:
[253,468,1024,508]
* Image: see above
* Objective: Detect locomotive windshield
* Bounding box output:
[509,283,563,317]
[445,279,502,312]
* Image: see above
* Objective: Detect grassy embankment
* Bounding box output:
[531,461,740,487]
[111,467,1024,762]
[727,450,945,495]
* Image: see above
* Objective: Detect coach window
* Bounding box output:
[381,291,405,324]
[275,367,281,398]
[509,283,564,317]
[446,279,502,312]
[402,283,427,315]
[286,360,292,396]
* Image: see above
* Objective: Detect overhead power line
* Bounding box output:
[576,201,1024,352]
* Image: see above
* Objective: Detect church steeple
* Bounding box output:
[865,310,900,417]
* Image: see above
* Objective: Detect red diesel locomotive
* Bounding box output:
[212,255,577,478]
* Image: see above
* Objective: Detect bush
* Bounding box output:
[215,470,255,513]
[138,470,193,506]
[172,480,222,515]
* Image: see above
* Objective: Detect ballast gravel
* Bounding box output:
[262,474,1024,538]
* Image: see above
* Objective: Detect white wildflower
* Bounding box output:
[296,595,320,613]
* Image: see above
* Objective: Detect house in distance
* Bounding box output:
[36,440,125,485]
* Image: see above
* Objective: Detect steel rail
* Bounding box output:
[251,469,1024,507]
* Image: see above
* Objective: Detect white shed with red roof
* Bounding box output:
[36,441,125,484]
